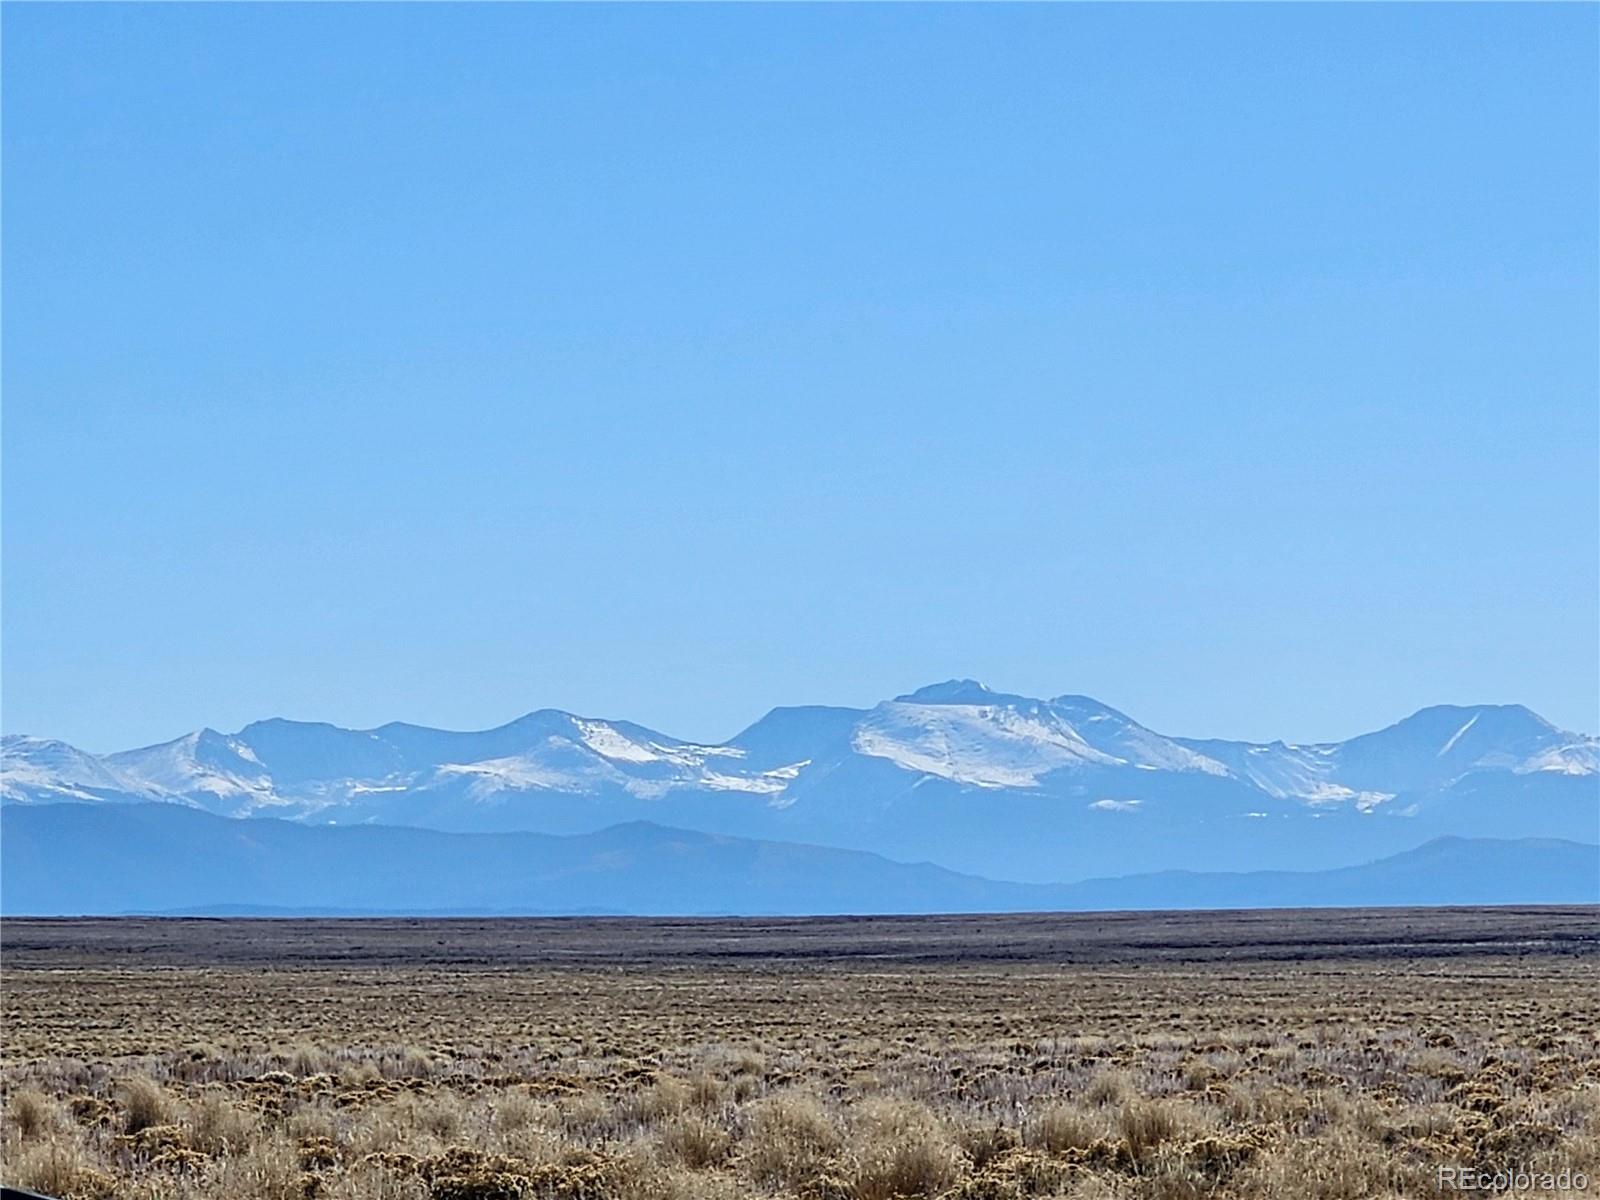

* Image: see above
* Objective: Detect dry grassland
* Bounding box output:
[2,908,1597,1200]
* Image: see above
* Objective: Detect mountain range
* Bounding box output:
[5,681,1596,883]
[3,803,1594,916]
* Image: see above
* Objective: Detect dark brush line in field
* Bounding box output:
[3,906,1596,970]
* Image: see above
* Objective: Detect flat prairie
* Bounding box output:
[3,907,1597,1199]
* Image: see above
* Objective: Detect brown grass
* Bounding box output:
[2,910,1597,1199]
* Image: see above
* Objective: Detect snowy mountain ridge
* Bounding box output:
[5,682,1592,824]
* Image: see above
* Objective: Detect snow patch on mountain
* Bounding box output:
[0,735,156,802]
[1438,713,1481,757]
[433,755,609,799]
[1514,741,1600,776]
[104,730,279,810]
[853,701,1119,788]
[698,769,790,795]
[1048,696,1230,777]
[852,690,1230,789]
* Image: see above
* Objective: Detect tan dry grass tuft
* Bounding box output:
[5,1134,119,1200]
[844,1099,962,1199]
[743,1092,842,1189]
[115,1075,172,1135]
[654,1112,733,1169]
[1085,1068,1134,1108]
[186,1090,255,1156]
[6,1088,61,1141]
[1120,1098,1185,1157]
[1026,1102,1105,1154]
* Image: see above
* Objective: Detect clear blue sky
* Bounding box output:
[3,4,1596,753]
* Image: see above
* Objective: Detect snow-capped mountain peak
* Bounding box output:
[4,687,1592,847]
[852,688,1230,787]
[102,728,276,812]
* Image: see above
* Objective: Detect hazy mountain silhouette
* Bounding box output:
[2,802,1594,916]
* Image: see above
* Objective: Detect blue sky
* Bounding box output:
[3,4,1596,752]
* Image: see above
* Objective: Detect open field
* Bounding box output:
[3,908,1599,1199]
